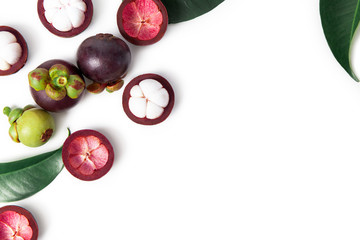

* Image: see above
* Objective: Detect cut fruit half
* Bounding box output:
[62,129,114,181]
[0,205,38,240]
[0,26,28,76]
[117,0,168,45]
[123,73,175,125]
[37,0,93,37]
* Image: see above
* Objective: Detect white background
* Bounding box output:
[1,0,360,239]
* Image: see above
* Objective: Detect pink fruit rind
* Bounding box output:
[117,0,168,45]
[67,136,109,175]
[62,129,114,181]
[0,206,38,240]
[122,0,163,40]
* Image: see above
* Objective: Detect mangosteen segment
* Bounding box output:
[128,79,170,119]
[123,74,175,125]
[62,129,114,181]
[0,31,22,71]
[38,0,93,37]
[0,27,28,76]
[117,0,168,45]
[0,206,38,240]
[43,0,87,32]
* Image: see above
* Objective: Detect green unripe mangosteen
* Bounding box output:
[16,108,55,147]
[3,106,55,147]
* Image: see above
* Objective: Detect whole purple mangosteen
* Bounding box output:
[77,33,131,93]
[29,59,86,112]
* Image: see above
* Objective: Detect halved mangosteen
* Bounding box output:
[122,73,175,125]
[62,129,115,181]
[29,59,86,112]
[0,205,39,240]
[0,26,28,76]
[117,0,168,46]
[37,0,93,38]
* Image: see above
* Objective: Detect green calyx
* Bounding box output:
[49,64,69,87]
[3,105,35,124]
[3,106,26,143]
[45,84,67,101]
[86,82,107,94]
[28,68,49,91]
[9,123,19,143]
[66,75,85,99]
[86,79,124,94]
[3,107,24,124]
[28,64,85,101]
[106,80,124,93]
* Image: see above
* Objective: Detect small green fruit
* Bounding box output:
[3,106,55,147]
[16,108,55,147]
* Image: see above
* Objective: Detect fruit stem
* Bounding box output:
[3,107,11,116]
[54,76,68,88]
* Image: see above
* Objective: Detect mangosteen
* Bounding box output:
[117,0,168,46]
[77,33,131,93]
[0,205,39,240]
[0,26,28,76]
[122,73,175,125]
[62,129,114,181]
[37,0,93,38]
[28,59,86,112]
[3,105,55,147]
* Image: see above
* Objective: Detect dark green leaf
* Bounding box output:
[0,149,59,174]
[320,0,360,81]
[162,0,224,23]
[0,147,64,202]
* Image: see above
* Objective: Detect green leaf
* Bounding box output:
[162,0,224,23]
[320,0,360,81]
[0,147,64,202]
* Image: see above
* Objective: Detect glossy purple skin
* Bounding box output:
[30,59,85,112]
[76,33,131,84]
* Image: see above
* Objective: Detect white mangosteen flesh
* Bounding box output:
[0,31,22,71]
[129,79,170,119]
[43,0,87,32]
[67,135,109,176]
[0,211,33,240]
